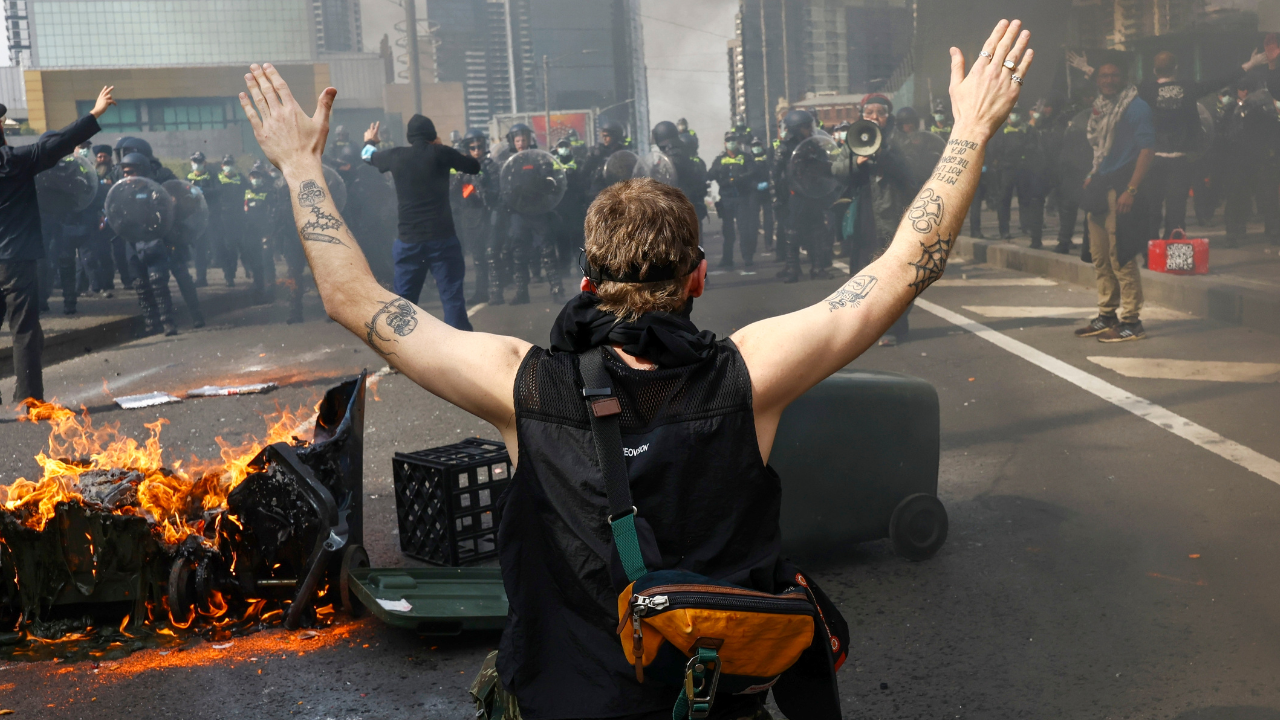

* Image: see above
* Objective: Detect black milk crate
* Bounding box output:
[393,438,511,566]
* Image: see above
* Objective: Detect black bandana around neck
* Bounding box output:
[549,292,717,367]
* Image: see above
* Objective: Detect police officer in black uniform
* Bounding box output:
[451,129,493,303]
[187,151,219,286]
[584,119,629,198]
[989,105,1047,247]
[216,154,252,287]
[748,136,774,254]
[504,123,563,304]
[554,137,588,274]
[652,120,708,225]
[707,130,758,268]
[117,153,178,336]
[243,164,275,301]
[676,117,699,157]
[773,109,832,282]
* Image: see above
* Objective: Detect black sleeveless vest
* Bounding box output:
[496,339,805,719]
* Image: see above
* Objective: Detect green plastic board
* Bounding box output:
[348,566,508,635]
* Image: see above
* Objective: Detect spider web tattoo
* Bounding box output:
[907,232,954,297]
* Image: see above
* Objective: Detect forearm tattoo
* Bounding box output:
[296,178,347,246]
[932,139,978,187]
[907,188,945,234]
[907,233,956,297]
[825,274,878,312]
[364,297,419,356]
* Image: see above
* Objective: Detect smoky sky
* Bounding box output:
[641,0,738,147]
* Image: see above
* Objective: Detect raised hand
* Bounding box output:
[364,122,381,145]
[1066,50,1094,78]
[948,19,1033,142]
[238,63,337,177]
[90,86,116,118]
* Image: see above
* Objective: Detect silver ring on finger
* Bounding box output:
[1003,59,1017,70]
[1011,75,1024,85]
[979,50,993,59]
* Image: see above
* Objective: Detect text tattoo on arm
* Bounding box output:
[931,139,978,187]
[364,297,419,356]
[296,178,347,246]
[825,274,878,312]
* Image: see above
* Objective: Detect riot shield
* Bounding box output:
[324,165,348,212]
[490,141,514,167]
[500,149,567,216]
[633,149,678,187]
[105,177,175,242]
[602,150,639,186]
[36,154,97,214]
[162,179,210,244]
[787,134,844,201]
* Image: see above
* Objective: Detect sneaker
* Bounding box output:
[1074,314,1118,338]
[1097,321,1146,343]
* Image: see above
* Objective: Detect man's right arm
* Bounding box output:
[732,20,1033,459]
[239,64,530,436]
[18,85,114,173]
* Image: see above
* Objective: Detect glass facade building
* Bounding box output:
[28,0,315,68]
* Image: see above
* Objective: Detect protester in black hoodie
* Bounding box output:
[0,86,113,405]
[365,114,479,330]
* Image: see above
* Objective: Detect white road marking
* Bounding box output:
[467,303,488,317]
[917,298,1280,485]
[932,277,1057,287]
[962,305,1192,321]
[1087,357,1280,383]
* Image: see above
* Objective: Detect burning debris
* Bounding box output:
[0,372,368,661]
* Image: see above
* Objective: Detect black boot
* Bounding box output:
[134,279,160,336]
[471,260,490,304]
[151,271,178,336]
[543,248,564,302]
[511,282,530,305]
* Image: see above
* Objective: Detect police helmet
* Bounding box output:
[221,154,236,166]
[119,152,150,175]
[251,159,267,173]
[92,144,112,158]
[676,118,689,130]
[782,110,814,134]
[895,106,920,128]
[506,123,535,148]
[600,119,625,138]
[724,131,737,142]
[652,120,680,145]
[463,128,488,143]
[190,151,206,164]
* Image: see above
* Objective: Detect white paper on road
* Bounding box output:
[1088,357,1280,384]
[918,298,1280,486]
[962,305,1192,321]
[115,392,182,410]
[186,382,278,397]
[376,598,413,612]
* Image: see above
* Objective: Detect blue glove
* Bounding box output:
[756,181,769,191]
[361,144,376,162]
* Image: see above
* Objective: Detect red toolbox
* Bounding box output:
[1148,230,1209,275]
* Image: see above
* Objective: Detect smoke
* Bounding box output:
[641,0,738,148]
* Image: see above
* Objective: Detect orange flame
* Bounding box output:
[1,399,316,544]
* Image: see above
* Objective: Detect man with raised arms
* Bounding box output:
[238,19,1032,720]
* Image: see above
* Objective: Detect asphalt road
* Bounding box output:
[2,246,1279,720]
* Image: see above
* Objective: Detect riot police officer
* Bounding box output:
[504,123,563,304]
[989,105,1047,247]
[242,164,275,300]
[186,151,220,286]
[451,129,494,303]
[116,153,178,336]
[707,130,758,268]
[553,137,588,274]
[584,119,629,197]
[652,120,708,225]
[773,109,832,282]
[676,118,699,156]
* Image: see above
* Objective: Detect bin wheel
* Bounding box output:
[168,558,198,625]
[339,544,370,618]
[889,494,948,561]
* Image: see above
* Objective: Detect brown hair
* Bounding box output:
[1153,51,1178,78]
[584,178,701,321]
